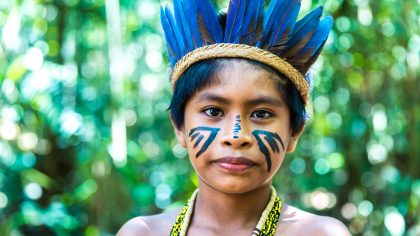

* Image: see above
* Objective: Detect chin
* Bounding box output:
[200,174,266,194]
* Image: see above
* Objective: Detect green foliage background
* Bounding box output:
[0,0,419,235]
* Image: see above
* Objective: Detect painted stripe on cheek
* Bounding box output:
[189,126,221,158]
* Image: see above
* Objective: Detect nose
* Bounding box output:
[220,115,253,148]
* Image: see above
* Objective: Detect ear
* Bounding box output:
[170,115,187,148]
[286,122,305,153]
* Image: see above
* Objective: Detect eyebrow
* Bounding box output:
[195,92,284,107]
[247,96,284,107]
[195,93,230,104]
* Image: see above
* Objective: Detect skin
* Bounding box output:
[117,60,351,236]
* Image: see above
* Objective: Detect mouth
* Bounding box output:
[213,156,256,172]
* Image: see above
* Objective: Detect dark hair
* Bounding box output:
[168,58,306,135]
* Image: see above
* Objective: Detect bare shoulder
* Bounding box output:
[303,215,351,236]
[116,208,182,236]
[277,203,351,236]
[116,216,151,236]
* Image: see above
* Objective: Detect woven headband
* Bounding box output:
[170,43,309,104]
[161,0,333,105]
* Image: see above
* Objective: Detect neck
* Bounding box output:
[191,181,272,230]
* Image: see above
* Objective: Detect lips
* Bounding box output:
[213,157,256,172]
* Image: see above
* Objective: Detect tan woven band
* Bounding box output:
[171,43,310,104]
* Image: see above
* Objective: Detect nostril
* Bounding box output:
[224,141,232,146]
[240,142,249,147]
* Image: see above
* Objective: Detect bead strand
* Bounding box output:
[252,186,277,236]
[179,189,199,236]
[171,186,281,236]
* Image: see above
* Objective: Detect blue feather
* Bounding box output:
[297,39,327,74]
[282,6,322,57]
[166,7,187,57]
[160,7,176,66]
[254,0,265,42]
[289,15,333,73]
[196,0,223,43]
[292,6,323,39]
[299,16,333,58]
[240,0,257,43]
[160,0,333,73]
[161,6,184,65]
[224,0,248,43]
[258,0,287,48]
[174,0,194,51]
[183,0,201,48]
[264,0,286,27]
[269,0,301,48]
[240,0,265,44]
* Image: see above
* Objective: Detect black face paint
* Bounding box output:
[190,132,200,141]
[189,126,221,158]
[233,115,241,139]
[252,130,285,172]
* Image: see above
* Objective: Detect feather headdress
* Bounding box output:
[160,0,333,104]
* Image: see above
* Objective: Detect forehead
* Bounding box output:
[218,59,278,83]
[192,60,285,103]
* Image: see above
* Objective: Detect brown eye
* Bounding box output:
[252,110,272,119]
[204,107,224,117]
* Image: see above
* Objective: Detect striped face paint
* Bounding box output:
[233,115,241,139]
[252,130,285,172]
[189,126,220,158]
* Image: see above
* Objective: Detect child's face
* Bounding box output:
[173,60,303,193]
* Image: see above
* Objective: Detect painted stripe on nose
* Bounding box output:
[233,115,241,139]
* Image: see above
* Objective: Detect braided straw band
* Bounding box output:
[171,43,310,105]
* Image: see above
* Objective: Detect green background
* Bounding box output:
[0,0,419,235]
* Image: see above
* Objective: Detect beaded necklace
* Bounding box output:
[170,186,282,236]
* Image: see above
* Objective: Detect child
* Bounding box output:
[118,0,351,235]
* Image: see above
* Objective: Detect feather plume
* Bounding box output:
[299,14,332,57]
[268,0,301,49]
[173,0,201,50]
[289,16,333,64]
[173,0,194,51]
[281,6,323,58]
[196,0,223,44]
[297,40,326,74]
[291,6,323,38]
[253,0,265,44]
[161,6,185,66]
[258,0,287,48]
[264,0,284,27]
[239,0,264,44]
[161,0,333,76]
[224,0,248,43]
[183,0,202,48]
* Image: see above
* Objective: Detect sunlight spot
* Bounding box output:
[0,192,8,208]
[17,132,38,151]
[0,122,20,140]
[373,110,387,131]
[358,6,372,26]
[341,202,357,219]
[367,143,388,164]
[309,189,337,210]
[145,50,163,71]
[23,47,44,71]
[24,183,43,200]
[385,208,405,236]
[140,74,161,94]
[358,200,373,216]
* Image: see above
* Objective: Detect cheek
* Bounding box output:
[272,152,286,167]
[252,130,286,172]
[187,126,220,158]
